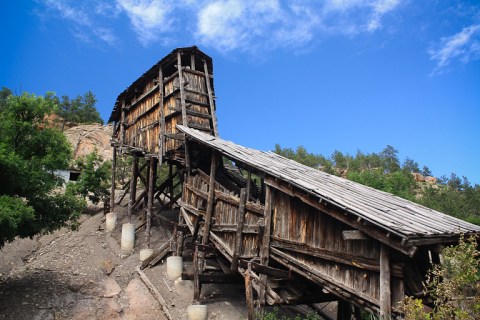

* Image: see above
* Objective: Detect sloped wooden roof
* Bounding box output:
[178,125,480,242]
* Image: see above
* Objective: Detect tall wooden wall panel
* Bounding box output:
[271,191,405,309]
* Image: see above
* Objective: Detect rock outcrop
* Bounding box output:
[64,124,113,161]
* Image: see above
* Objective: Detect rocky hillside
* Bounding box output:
[64,124,113,161]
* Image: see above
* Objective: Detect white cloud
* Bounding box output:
[195,0,321,52]
[115,0,174,45]
[42,0,119,46]
[39,0,404,53]
[430,24,480,73]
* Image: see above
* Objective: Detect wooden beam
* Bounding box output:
[231,188,247,272]
[158,67,165,160]
[245,263,255,320]
[146,157,157,248]
[342,230,369,240]
[120,100,126,145]
[128,154,138,221]
[201,151,218,245]
[203,59,218,137]
[380,244,392,319]
[270,237,404,278]
[110,146,117,211]
[258,184,274,306]
[264,177,418,257]
[136,267,173,320]
[238,260,291,279]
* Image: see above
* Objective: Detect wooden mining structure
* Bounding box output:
[108,46,480,319]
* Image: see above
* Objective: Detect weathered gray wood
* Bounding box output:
[231,188,247,271]
[136,267,173,320]
[245,263,255,320]
[110,146,117,211]
[380,244,391,319]
[264,177,417,257]
[158,67,165,160]
[342,230,369,240]
[202,59,218,137]
[120,100,126,145]
[258,184,274,306]
[193,244,201,301]
[148,240,173,267]
[201,151,218,245]
[177,125,480,244]
[128,154,138,221]
[146,158,156,248]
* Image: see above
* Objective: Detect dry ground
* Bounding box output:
[0,198,335,320]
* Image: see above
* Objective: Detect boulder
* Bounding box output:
[425,176,437,184]
[64,124,113,161]
[411,172,425,182]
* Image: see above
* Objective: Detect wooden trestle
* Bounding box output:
[108,47,480,320]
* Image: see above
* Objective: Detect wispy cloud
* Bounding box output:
[115,0,174,45]
[430,24,480,74]
[39,0,403,52]
[41,0,119,46]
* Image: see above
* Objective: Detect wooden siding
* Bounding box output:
[177,125,480,243]
[270,192,405,308]
[110,47,217,159]
[180,169,264,259]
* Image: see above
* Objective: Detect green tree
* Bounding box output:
[0,90,85,247]
[55,91,103,130]
[70,151,111,205]
[401,236,480,320]
[380,145,400,173]
[402,157,420,173]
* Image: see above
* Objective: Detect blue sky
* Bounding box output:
[1,0,479,183]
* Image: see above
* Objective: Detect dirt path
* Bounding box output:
[0,203,249,320]
[0,201,337,320]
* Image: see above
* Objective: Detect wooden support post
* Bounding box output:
[128,154,139,222]
[245,262,255,320]
[258,184,274,306]
[120,100,126,146]
[194,151,217,302]
[146,157,157,249]
[158,67,165,161]
[201,151,218,245]
[177,51,191,171]
[193,244,201,302]
[176,230,184,257]
[110,146,117,212]
[231,188,247,272]
[144,159,150,211]
[380,244,392,319]
[203,59,218,137]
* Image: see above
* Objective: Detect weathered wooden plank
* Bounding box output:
[342,230,369,240]
[211,224,259,234]
[202,151,217,245]
[202,59,218,137]
[258,184,274,306]
[127,154,138,221]
[158,67,165,159]
[245,263,255,320]
[379,244,391,319]
[136,267,173,320]
[231,188,247,271]
[264,177,418,257]
[270,237,403,278]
